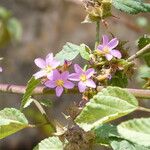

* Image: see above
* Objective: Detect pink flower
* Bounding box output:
[68,64,96,92]
[0,67,2,72]
[45,70,74,97]
[97,35,122,61]
[33,53,60,79]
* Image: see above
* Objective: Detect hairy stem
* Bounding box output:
[138,106,150,113]
[0,83,150,99]
[33,99,56,132]
[127,43,150,62]
[95,21,100,49]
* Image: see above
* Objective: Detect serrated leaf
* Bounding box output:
[55,42,80,64]
[138,35,150,66]
[93,124,119,146]
[7,18,22,41]
[112,0,150,14]
[110,139,150,150]
[0,108,28,139]
[20,77,40,110]
[79,44,90,61]
[117,118,150,147]
[33,137,64,150]
[75,87,138,131]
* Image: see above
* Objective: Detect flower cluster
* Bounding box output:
[34,54,96,97]
[34,35,122,97]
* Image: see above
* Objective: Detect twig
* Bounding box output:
[95,21,100,49]
[0,83,150,99]
[138,106,150,113]
[127,43,150,62]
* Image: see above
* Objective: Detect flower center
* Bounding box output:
[80,74,87,82]
[56,79,64,86]
[45,65,52,73]
[103,47,110,54]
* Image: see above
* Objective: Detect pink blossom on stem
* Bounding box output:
[97,35,122,61]
[45,70,74,97]
[33,53,60,79]
[68,64,96,92]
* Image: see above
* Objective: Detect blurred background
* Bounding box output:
[0,0,149,149]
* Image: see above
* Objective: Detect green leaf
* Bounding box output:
[0,108,28,139]
[20,77,40,110]
[7,18,22,41]
[79,44,90,61]
[110,139,150,150]
[108,71,128,88]
[0,6,11,20]
[138,35,150,66]
[75,87,138,131]
[117,118,150,147]
[112,0,150,14]
[40,99,53,108]
[55,42,80,64]
[93,124,119,146]
[33,137,64,150]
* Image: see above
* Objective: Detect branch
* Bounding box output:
[127,43,150,62]
[0,83,150,99]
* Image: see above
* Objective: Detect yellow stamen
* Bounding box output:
[80,74,87,82]
[45,65,52,73]
[56,79,64,86]
[103,46,110,54]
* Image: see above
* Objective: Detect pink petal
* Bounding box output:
[47,71,54,80]
[68,73,80,81]
[50,60,60,68]
[105,54,113,61]
[53,69,61,80]
[85,68,95,79]
[108,38,119,49]
[97,45,104,51]
[85,79,96,88]
[46,53,53,64]
[78,81,86,93]
[63,81,74,89]
[56,86,64,97]
[102,35,109,46]
[61,71,69,80]
[33,70,46,79]
[45,80,56,88]
[110,50,122,59]
[0,67,2,72]
[34,58,46,69]
[74,64,83,73]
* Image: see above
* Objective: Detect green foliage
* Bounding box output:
[0,108,28,139]
[0,6,22,47]
[110,139,150,150]
[93,124,119,146]
[112,0,150,14]
[79,44,90,61]
[138,35,150,66]
[20,77,40,110]
[7,18,22,41]
[117,118,150,147]
[108,71,128,88]
[33,137,64,150]
[0,6,11,20]
[75,87,138,131]
[55,42,80,64]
